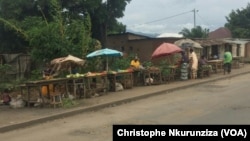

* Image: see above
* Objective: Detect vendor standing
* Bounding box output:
[189,48,198,79]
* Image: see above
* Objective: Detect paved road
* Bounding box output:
[1,73,250,141]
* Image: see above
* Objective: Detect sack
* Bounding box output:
[115,82,124,91]
[145,78,154,85]
[10,95,25,108]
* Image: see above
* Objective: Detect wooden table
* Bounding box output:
[108,71,133,92]
[84,74,108,97]
[142,69,162,85]
[67,77,86,99]
[132,69,145,86]
[207,59,223,73]
[21,78,69,107]
[232,57,244,69]
[162,65,178,82]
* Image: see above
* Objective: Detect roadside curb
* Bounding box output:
[1,70,250,133]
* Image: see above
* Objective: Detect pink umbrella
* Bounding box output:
[151,42,183,59]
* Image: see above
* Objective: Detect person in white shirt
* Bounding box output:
[189,48,198,79]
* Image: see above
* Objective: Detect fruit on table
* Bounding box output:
[66,73,85,78]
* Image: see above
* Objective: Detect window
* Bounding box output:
[211,45,219,57]
[121,46,125,52]
[129,46,133,51]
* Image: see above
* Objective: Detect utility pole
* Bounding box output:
[193,9,198,28]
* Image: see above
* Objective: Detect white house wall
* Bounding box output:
[232,44,237,57]
[240,44,245,57]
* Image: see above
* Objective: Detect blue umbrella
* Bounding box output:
[86,48,123,71]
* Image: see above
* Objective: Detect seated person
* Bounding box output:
[130,56,141,69]
[199,55,212,70]
[1,89,11,105]
[199,55,208,65]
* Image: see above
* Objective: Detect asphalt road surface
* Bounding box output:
[1,73,250,141]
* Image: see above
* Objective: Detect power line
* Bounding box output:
[142,10,194,25]
[196,12,210,27]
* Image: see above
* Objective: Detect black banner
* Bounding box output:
[113,125,250,141]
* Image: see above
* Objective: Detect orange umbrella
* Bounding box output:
[151,42,183,59]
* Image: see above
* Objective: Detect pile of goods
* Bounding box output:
[117,69,133,73]
[66,73,85,78]
[146,66,160,71]
[85,72,107,77]
[65,69,134,78]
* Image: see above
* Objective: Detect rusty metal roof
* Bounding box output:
[193,39,225,46]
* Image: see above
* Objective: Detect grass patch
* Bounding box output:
[62,98,79,108]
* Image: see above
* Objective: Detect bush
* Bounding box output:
[110,57,130,70]
[62,98,78,108]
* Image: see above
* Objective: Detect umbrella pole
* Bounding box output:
[166,56,170,65]
[106,57,108,72]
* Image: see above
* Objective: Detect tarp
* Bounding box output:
[51,55,85,67]
[174,38,203,49]
[50,54,85,74]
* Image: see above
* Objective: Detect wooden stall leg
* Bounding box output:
[50,93,63,108]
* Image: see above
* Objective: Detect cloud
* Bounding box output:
[157,33,183,38]
[119,0,249,34]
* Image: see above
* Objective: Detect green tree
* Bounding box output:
[0,0,94,63]
[89,0,131,46]
[0,0,33,53]
[0,0,131,55]
[179,26,209,38]
[225,3,250,38]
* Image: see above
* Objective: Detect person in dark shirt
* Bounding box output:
[43,63,52,78]
[199,55,212,72]
[199,55,208,65]
[181,51,189,63]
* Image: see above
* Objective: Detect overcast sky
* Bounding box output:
[118,0,249,35]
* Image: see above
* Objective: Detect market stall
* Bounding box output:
[50,54,85,75]
[232,56,244,69]
[150,42,183,84]
[207,59,223,73]
[67,76,86,99]
[50,55,86,99]
[142,67,162,85]
[107,70,133,92]
[132,69,145,86]
[20,78,69,107]
[162,65,178,83]
[84,72,108,98]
